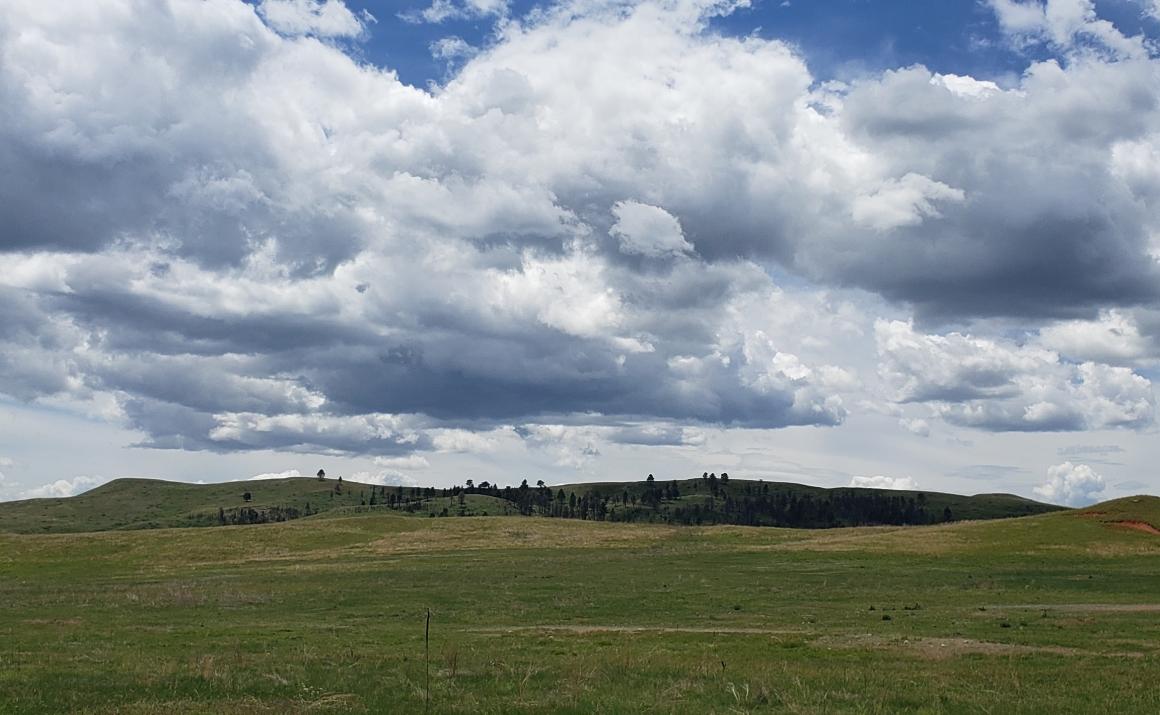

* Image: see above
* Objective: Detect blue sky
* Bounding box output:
[324,0,1160,87]
[3,0,1160,506]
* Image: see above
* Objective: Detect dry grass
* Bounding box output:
[369,516,678,555]
[812,633,1087,660]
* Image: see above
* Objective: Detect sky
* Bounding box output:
[2,0,1160,507]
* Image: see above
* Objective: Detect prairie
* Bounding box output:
[1,495,1158,713]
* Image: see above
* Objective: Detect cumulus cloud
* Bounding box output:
[404,0,510,24]
[850,173,965,232]
[849,475,919,490]
[207,412,430,454]
[258,0,368,38]
[877,321,1154,431]
[519,424,604,468]
[349,469,421,487]
[21,475,110,499]
[987,0,1148,58]
[1034,461,1106,506]
[430,36,478,62]
[1,0,1160,458]
[609,201,694,257]
[249,468,303,480]
[1039,310,1160,366]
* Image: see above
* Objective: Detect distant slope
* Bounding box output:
[0,475,1065,534]
[1070,495,1160,534]
[0,477,395,534]
[548,477,1063,526]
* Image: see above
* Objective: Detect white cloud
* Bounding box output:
[373,455,431,470]
[520,424,604,469]
[349,469,420,487]
[877,320,1155,431]
[851,173,965,232]
[609,200,694,257]
[430,36,477,62]
[249,468,303,480]
[21,475,110,499]
[849,475,919,490]
[1039,310,1158,366]
[208,412,428,454]
[1034,461,1105,506]
[986,0,1148,58]
[405,0,510,24]
[258,0,367,38]
[932,73,1001,99]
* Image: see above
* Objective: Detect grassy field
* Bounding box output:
[1,494,1159,713]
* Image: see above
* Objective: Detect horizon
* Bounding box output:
[3,0,1160,508]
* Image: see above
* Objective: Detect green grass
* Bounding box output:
[0,477,395,533]
[1,496,1158,713]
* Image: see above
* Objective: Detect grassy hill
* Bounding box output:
[0,475,1063,534]
[0,477,377,533]
[0,496,1158,713]
[551,477,1060,525]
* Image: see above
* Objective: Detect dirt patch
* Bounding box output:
[470,625,803,636]
[1076,511,1107,518]
[984,603,1160,613]
[1112,520,1160,535]
[814,634,1099,660]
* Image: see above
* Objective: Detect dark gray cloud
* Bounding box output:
[825,62,1160,321]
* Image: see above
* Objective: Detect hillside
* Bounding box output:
[0,474,1062,534]
[549,476,1061,526]
[0,477,375,534]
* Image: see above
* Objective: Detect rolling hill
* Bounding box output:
[0,474,1063,534]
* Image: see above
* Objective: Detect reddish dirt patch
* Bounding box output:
[1113,520,1160,535]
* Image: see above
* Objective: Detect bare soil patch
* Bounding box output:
[984,603,1160,613]
[812,634,1117,660]
[1112,520,1160,535]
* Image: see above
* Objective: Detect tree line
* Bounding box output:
[206,472,973,529]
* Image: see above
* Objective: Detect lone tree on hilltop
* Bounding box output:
[242,491,252,502]
[317,469,326,481]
